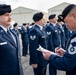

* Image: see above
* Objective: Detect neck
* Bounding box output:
[36,22,44,27]
[0,23,10,29]
[0,25,9,29]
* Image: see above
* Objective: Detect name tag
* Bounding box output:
[0,42,7,45]
[42,36,45,38]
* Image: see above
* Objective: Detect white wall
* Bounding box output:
[48,2,70,18]
[12,7,37,25]
[12,12,34,25]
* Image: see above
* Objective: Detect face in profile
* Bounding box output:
[0,13,11,27]
[64,13,76,31]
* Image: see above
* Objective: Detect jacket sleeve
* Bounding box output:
[49,39,76,71]
[45,26,54,51]
[29,29,39,65]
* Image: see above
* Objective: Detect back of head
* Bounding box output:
[13,23,18,27]
[57,18,62,22]
[23,23,26,26]
[0,4,11,15]
[33,12,44,22]
[48,14,56,20]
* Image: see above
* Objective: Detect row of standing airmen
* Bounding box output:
[13,13,73,75]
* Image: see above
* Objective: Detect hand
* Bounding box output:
[31,64,38,68]
[41,50,57,60]
[55,47,66,56]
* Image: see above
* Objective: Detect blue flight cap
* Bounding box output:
[0,4,11,15]
[48,14,56,20]
[33,12,44,21]
[58,4,75,21]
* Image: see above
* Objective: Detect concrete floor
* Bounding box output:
[21,55,65,75]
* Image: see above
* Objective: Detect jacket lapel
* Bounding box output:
[3,32,17,47]
[11,30,18,47]
[0,27,17,48]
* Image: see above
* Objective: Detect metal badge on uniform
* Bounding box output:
[30,35,36,40]
[55,30,57,32]
[68,44,76,55]
[47,32,51,35]
[63,30,64,32]
[0,42,7,45]
[42,36,45,38]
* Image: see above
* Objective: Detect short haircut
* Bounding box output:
[13,23,18,27]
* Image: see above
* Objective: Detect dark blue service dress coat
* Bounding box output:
[12,28,20,37]
[56,24,65,49]
[49,31,76,75]
[0,27,23,75]
[45,23,60,52]
[29,25,48,66]
[20,26,29,56]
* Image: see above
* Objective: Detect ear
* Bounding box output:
[72,13,76,20]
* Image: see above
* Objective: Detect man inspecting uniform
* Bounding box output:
[41,4,76,75]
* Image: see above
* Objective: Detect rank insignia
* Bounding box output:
[47,32,51,35]
[68,44,76,55]
[30,35,36,40]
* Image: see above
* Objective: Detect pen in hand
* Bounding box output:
[55,47,65,56]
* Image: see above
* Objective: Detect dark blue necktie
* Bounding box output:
[7,30,12,36]
[7,30,16,44]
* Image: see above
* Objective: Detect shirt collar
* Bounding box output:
[35,23,43,30]
[58,24,63,28]
[0,25,7,32]
[50,22,56,26]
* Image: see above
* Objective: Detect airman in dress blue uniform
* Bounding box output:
[29,12,48,75]
[0,4,24,75]
[56,19,65,49]
[41,4,76,75]
[12,22,20,37]
[45,14,60,75]
[60,22,72,48]
[20,23,29,56]
[45,14,60,52]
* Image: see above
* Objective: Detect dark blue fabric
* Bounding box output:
[29,25,48,66]
[29,24,48,75]
[45,23,60,52]
[0,27,24,75]
[20,26,29,56]
[56,24,65,49]
[50,31,76,75]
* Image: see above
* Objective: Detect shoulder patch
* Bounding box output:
[71,37,76,43]
[68,37,76,55]
[68,44,76,54]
